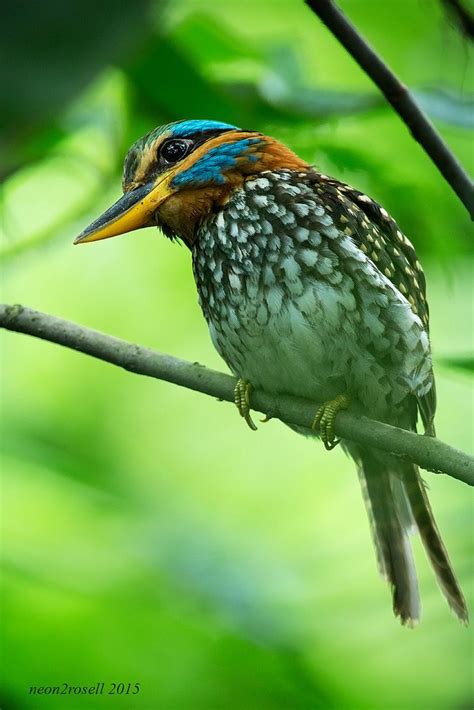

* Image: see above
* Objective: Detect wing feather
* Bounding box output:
[308,171,436,432]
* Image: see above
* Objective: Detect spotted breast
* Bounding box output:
[193,169,432,429]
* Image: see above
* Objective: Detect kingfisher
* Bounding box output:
[75,119,468,625]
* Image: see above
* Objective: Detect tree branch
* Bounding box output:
[304,0,474,220]
[1,304,473,487]
[441,0,474,40]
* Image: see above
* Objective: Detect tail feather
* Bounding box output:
[402,465,469,624]
[358,450,468,625]
[358,453,420,625]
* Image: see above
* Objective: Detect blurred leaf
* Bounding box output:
[123,37,292,130]
[260,45,381,118]
[124,37,238,124]
[0,0,159,177]
[1,71,127,263]
[267,45,303,88]
[440,355,474,372]
[171,13,261,65]
[2,416,124,493]
[315,142,385,173]
[415,88,474,128]
[259,77,380,118]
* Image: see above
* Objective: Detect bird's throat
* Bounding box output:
[157,184,238,247]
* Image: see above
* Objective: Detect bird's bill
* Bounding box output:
[74,176,172,244]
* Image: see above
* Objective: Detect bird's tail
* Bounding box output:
[357,450,468,625]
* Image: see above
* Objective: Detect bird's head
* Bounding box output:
[74,119,308,247]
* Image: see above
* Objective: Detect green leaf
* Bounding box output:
[440,355,474,373]
[415,88,474,129]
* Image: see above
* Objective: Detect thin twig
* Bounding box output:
[441,0,474,40]
[304,0,474,219]
[1,304,473,487]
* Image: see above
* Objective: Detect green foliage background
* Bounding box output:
[1,1,473,708]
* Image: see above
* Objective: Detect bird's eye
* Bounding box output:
[160,139,192,164]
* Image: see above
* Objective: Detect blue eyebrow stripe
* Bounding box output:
[170,120,239,137]
[171,138,262,187]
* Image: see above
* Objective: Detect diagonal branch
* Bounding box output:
[1,304,473,487]
[441,0,474,40]
[304,0,474,219]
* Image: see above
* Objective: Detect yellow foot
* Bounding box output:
[234,378,257,431]
[312,393,350,450]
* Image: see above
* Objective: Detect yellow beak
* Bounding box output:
[74,175,173,244]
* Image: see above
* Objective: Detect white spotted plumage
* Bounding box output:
[193,170,433,428]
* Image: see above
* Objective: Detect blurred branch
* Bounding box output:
[1,303,473,487]
[441,0,474,40]
[304,0,474,219]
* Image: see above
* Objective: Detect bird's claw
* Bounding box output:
[234,379,257,431]
[312,393,350,450]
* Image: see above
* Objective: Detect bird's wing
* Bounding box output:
[309,172,436,433]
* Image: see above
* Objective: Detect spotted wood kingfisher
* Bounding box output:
[75,119,467,625]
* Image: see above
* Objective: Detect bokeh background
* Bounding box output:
[1,1,473,708]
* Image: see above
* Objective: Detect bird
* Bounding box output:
[75,119,468,625]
